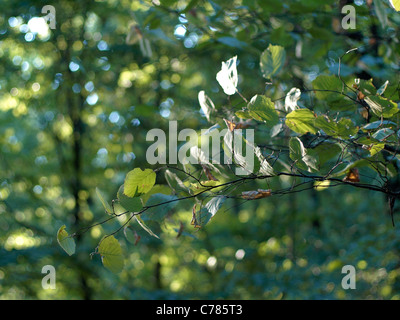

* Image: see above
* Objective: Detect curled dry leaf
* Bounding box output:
[176,221,184,238]
[224,118,252,132]
[241,189,272,200]
[191,204,200,228]
[202,165,219,181]
[343,168,360,183]
[357,91,365,101]
[224,119,236,132]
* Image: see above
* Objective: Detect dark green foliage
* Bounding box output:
[1,0,400,300]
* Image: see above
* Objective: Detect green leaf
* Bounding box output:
[336,118,357,138]
[315,116,358,139]
[289,137,318,172]
[235,110,252,119]
[134,216,160,239]
[192,196,226,228]
[364,96,398,118]
[141,184,174,204]
[362,120,396,130]
[357,78,377,96]
[190,180,219,193]
[260,44,286,79]
[57,225,76,256]
[124,168,156,197]
[118,185,143,212]
[372,128,395,142]
[142,193,177,222]
[370,143,385,156]
[198,90,215,122]
[205,195,226,217]
[289,137,306,162]
[285,109,317,134]
[165,170,190,195]
[98,236,124,273]
[96,187,113,214]
[123,226,141,245]
[332,158,388,178]
[223,129,267,175]
[312,143,342,167]
[247,95,279,126]
[312,75,342,101]
[375,0,388,29]
[377,80,389,96]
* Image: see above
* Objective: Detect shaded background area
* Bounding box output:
[1,0,400,299]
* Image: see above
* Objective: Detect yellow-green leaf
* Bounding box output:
[286,109,317,135]
[98,236,124,273]
[247,95,279,127]
[57,225,76,256]
[124,168,156,197]
[312,75,342,102]
[389,0,400,11]
[96,187,113,214]
[190,180,220,193]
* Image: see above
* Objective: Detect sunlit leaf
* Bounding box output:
[314,180,330,191]
[315,116,358,139]
[286,109,317,135]
[205,195,226,216]
[57,225,76,256]
[190,180,219,193]
[98,236,124,273]
[124,168,156,197]
[198,90,215,122]
[96,187,113,214]
[289,137,318,172]
[364,96,398,118]
[247,95,279,127]
[389,0,400,11]
[369,143,385,156]
[285,87,301,112]
[377,80,389,96]
[216,56,238,95]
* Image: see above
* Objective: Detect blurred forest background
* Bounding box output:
[1,0,400,299]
